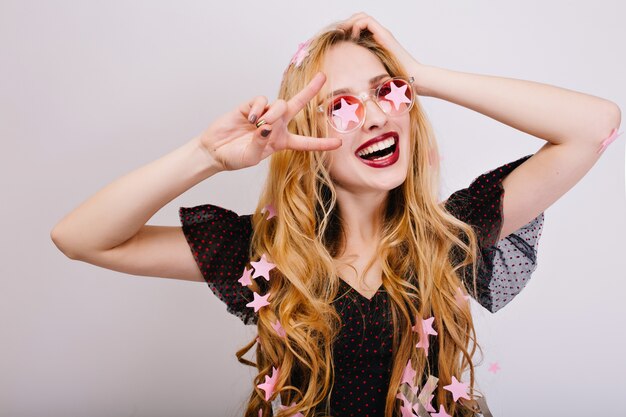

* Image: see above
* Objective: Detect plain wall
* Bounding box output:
[1,1,624,416]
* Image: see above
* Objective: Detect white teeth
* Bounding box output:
[357,137,396,157]
[371,155,390,161]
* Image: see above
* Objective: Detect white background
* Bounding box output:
[1,1,624,416]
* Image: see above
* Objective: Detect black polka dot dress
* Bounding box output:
[179,154,544,416]
[329,286,395,415]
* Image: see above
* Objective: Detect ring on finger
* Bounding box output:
[255,119,267,128]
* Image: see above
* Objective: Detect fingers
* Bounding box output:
[240,72,325,134]
[337,12,369,33]
[253,72,326,127]
[337,13,388,41]
[286,133,342,152]
[340,12,368,26]
[244,120,274,164]
[239,95,268,123]
[351,18,370,38]
[251,121,273,143]
[253,99,288,127]
[352,16,385,39]
[284,72,327,121]
[247,96,269,124]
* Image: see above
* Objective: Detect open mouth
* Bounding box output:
[357,137,397,161]
[355,133,400,168]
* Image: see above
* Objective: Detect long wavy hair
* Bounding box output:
[235,22,485,417]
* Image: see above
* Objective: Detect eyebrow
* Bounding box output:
[324,73,390,100]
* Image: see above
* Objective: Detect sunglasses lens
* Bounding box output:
[328,95,364,132]
[377,79,413,115]
[324,78,414,133]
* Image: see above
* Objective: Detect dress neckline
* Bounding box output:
[339,278,383,302]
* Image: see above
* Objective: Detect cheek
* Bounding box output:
[325,140,355,173]
[327,143,349,165]
[402,114,412,130]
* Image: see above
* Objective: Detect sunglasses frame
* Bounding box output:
[316,76,415,134]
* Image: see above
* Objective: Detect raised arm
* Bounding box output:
[413,64,621,240]
[50,136,224,279]
[50,74,342,282]
[340,12,621,242]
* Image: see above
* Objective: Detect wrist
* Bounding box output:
[189,136,224,178]
[410,64,437,97]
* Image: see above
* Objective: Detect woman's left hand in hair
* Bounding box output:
[338,13,425,84]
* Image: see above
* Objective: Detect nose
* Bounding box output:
[361,96,388,131]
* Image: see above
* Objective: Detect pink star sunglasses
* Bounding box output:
[316,76,415,134]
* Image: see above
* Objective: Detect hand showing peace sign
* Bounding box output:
[197,72,341,172]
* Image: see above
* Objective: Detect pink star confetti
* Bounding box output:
[246,291,271,312]
[488,362,501,374]
[290,39,312,67]
[250,254,276,281]
[412,316,438,355]
[257,366,280,401]
[238,266,253,286]
[401,358,417,386]
[271,319,287,338]
[415,335,429,353]
[454,286,470,307]
[431,404,452,417]
[443,376,470,402]
[278,402,304,417]
[412,316,438,337]
[258,408,262,417]
[262,203,277,220]
[597,127,623,154]
[383,81,412,111]
[331,98,360,131]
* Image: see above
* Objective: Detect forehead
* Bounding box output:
[319,42,389,96]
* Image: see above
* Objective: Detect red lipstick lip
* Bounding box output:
[355,131,399,154]
[357,136,400,168]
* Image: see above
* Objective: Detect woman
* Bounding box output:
[50,12,621,417]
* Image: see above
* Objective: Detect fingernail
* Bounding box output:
[261,129,271,138]
[249,114,257,124]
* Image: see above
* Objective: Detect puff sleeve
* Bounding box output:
[179,204,263,325]
[444,154,544,313]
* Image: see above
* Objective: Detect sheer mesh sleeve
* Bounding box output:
[444,154,544,313]
[179,204,262,325]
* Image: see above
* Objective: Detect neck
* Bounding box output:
[335,187,388,247]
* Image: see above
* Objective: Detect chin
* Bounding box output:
[368,171,408,191]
